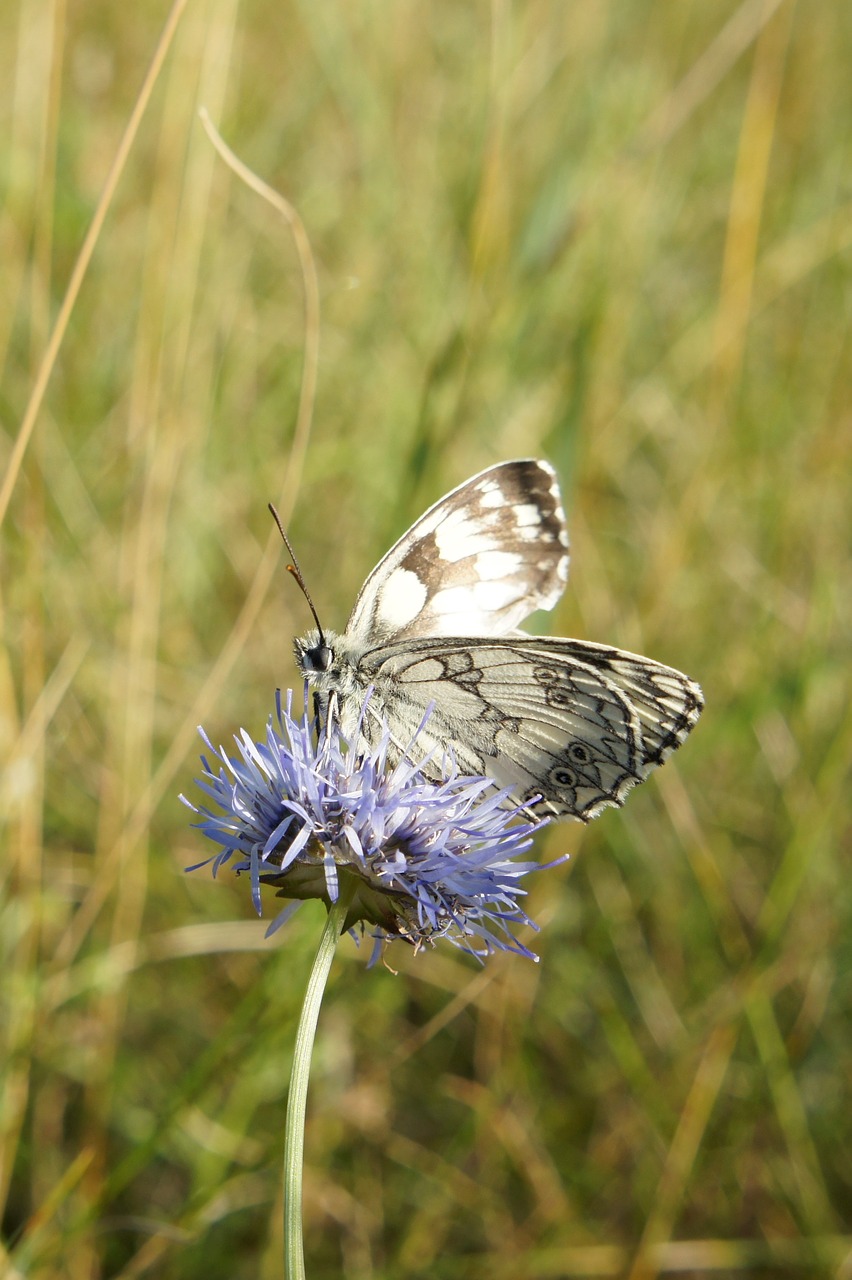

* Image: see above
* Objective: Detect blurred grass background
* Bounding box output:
[1,0,850,1276]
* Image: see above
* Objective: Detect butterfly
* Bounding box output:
[291,459,703,822]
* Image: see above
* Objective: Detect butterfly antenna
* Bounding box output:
[268,503,326,645]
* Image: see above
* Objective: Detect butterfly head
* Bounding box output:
[293,627,338,678]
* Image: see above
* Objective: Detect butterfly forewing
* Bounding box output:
[346,459,570,646]
[294,458,703,823]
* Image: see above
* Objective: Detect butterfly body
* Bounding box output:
[294,460,703,822]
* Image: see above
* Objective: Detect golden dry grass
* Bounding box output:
[1,1,850,1276]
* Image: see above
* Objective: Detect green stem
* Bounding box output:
[283,879,356,1280]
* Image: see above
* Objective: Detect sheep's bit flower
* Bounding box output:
[182,692,556,959]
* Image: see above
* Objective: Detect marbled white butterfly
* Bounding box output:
[292,459,703,822]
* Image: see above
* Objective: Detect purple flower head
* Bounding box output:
[182,691,561,960]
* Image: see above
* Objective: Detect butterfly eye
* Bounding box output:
[311,645,333,672]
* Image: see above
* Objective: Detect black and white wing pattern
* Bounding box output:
[345,459,570,645]
[293,458,703,824]
[358,636,704,821]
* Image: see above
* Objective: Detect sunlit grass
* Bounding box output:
[1,0,850,1276]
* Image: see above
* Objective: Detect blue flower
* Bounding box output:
[182,691,559,960]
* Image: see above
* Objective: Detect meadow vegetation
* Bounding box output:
[1,1,850,1276]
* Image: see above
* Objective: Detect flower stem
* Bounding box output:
[283,880,356,1280]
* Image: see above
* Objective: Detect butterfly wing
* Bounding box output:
[345,459,570,646]
[359,636,704,821]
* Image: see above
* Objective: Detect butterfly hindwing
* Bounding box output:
[360,636,703,820]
